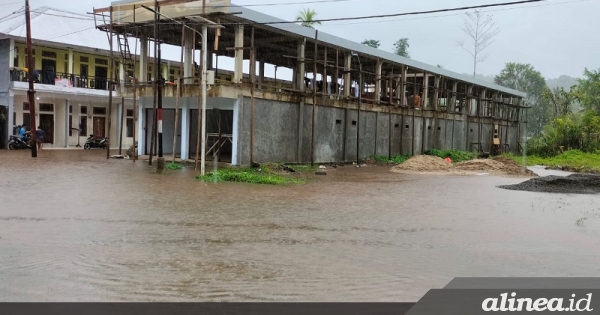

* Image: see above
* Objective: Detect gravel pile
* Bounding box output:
[392,155,452,173]
[498,174,600,194]
[391,155,536,177]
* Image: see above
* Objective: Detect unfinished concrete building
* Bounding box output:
[94,0,527,166]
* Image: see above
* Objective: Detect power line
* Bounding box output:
[323,0,593,26]
[219,0,560,26]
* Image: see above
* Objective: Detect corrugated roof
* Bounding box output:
[109,0,525,98]
[0,7,110,52]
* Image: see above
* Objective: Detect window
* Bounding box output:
[126,118,134,138]
[39,103,54,112]
[93,107,106,115]
[23,113,30,128]
[69,105,72,113]
[41,51,57,59]
[69,115,72,136]
[13,47,18,67]
[80,56,89,63]
[80,106,88,115]
[126,109,134,117]
[95,58,108,66]
[23,102,30,111]
[79,116,87,135]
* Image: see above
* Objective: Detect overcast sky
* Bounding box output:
[4,0,599,79]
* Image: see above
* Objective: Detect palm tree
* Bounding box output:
[296,8,321,28]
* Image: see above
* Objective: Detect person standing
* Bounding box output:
[36,125,45,151]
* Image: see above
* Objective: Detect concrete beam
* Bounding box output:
[296,39,306,91]
[343,52,351,97]
[180,103,189,160]
[183,31,194,84]
[375,59,382,103]
[139,37,148,82]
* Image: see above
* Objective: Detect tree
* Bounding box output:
[575,68,600,113]
[494,63,548,135]
[542,87,578,119]
[457,10,501,77]
[296,8,321,28]
[361,39,380,49]
[393,38,410,58]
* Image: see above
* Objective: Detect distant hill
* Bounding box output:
[546,75,579,90]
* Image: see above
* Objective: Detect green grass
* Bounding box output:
[424,149,477,163]
[368,155,411,164]
[167,163,184,170]
[196,168,306,185]
[502,150,600,173]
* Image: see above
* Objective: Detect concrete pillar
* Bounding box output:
[400,66,407,106]
[117,100,123,150]
[139,37,148,83]
[231,98,240,165]
[432,76,440,110]
[296,39,306,91]
[68,49,74,79]
[137,100,144,156]
[259,59,265,88]
[450,81,458,113]
[7,96,14,139]
[8,39,15,67]
[422,73,429,108]
[183,31,194,84]
[180,102,189,160]
[375,59,382,103]
[64,100,69,147]
[343,52,351,97]
[162,63,168,82]
[233,25,244,83]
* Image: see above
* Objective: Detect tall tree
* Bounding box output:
[296,8,321,28]
[393,38,410,58]
[542,87,578,119]
[494,63,548,135]
[575,68,600,113]
[457,10,501,77]
[361,39,380,48]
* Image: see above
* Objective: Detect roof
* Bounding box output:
[229,4,526,98]
[0,7,109,52]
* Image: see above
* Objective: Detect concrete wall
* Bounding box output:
[0,39,10,149]
[162,95,524,166]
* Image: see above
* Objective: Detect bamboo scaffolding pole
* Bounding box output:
[172,23,185,163]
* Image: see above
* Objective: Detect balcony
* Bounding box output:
[9,67,113,91]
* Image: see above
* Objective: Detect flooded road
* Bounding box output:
[1,149,600,302]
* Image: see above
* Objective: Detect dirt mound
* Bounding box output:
[392,155,536,177]
[499,174,600,194]
[392,155,451,173]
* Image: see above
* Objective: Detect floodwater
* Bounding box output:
[1,149,599,302]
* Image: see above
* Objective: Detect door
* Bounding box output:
[39,114,54,144]
[79,64,89,88]
[95,66,107,90]
[93,117,106,138]
[41,59,56,84]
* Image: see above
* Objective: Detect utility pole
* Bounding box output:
[155,0,165,173]
[25,0,37,158]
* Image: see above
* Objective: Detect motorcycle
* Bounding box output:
[8,134,31,150]
[83,134,108,150]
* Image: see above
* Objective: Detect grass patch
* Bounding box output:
[424,149,477,163]
[368,155,411,164]
[196,168,306,185]
[167,163,184,170]
[503,150,600,173]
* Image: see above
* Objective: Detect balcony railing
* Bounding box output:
[9,67,113,91]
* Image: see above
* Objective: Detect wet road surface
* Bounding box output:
[1,149,599,301]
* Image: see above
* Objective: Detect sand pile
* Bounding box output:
[392,155,452,173]
[392,155,537,177]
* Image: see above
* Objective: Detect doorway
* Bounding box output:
[41,59,56,85]
[39,114,54,144]
[93,117,106,138]
[95,67,107,90]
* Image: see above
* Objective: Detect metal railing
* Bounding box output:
[9,68,113,91]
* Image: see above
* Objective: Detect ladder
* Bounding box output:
[116,33,135,83]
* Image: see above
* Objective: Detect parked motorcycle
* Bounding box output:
[83,134,108,150]
[8,134,31,150]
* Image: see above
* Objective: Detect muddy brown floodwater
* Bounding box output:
[1,150,600,302]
